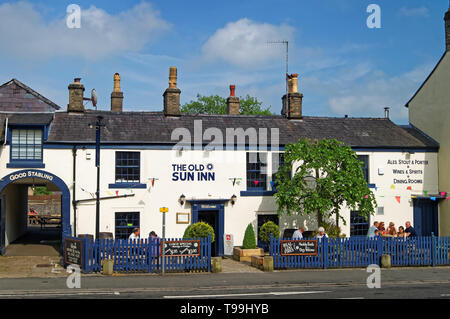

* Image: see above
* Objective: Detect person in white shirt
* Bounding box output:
[129,228,140,240]
[316,227,328,240]
[292,227,304,240]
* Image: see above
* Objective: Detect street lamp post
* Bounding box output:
[93,115,105,239]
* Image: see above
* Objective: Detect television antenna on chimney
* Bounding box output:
[267,40,289,96]
[83,88,98,110]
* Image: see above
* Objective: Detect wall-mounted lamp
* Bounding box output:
[179,194,186,205]
[231,194,237,205]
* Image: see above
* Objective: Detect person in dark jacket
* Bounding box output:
[405,221,417,238]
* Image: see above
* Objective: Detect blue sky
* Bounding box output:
[0,0,448,124]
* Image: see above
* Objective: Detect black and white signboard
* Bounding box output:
[65,238,83,266]
[162,240,201,257]
[280,240,318,256]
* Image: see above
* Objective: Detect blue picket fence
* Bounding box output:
[67,236,211,273]
[270,236,450,269]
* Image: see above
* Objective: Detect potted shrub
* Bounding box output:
[233,224,264,262]
[183,222,215,242]
[259,221,280,251]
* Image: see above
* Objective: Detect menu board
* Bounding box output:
[162,240,201,257]
[281,240,318,256]
[65,238,83,266]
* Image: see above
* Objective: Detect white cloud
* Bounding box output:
[201,18,295,69]
[0,1,171,60]
[327,63,434,122]
[399,6,430,18]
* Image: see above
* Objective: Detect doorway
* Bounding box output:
[413,199,439,236]
[257,214,279,251]
[189,200,226,257]
[0,169,71,255]
[198,210,219,256]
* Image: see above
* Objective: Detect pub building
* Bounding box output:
[0,67,440,257]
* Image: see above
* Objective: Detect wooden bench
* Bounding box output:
[39,216,62,230]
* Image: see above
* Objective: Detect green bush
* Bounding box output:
[183,222,215,243]
[259,221,280,243]
[242,224,257,249]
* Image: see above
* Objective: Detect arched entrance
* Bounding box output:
[0,169,71,255]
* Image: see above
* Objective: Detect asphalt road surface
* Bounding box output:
[0,267,449,299]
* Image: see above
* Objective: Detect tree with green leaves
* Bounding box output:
[181,94,273,115]
[274,138,377,228]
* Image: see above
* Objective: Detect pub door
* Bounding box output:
[198,210,219,256]
[413,199,439,236]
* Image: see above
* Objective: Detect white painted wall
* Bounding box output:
[0,144,439,248]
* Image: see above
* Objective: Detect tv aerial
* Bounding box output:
[267,40,289,96]
[83,88,98,110]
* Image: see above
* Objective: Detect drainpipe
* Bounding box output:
[72,146,77,237]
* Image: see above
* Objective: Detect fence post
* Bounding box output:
[322,237,328,269]
[83,236,89,274]
[377,236,383,266]
[431,232,436,267]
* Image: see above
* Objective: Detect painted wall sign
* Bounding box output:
[9,170,54,182]
[171,163,215,182]
[386,158,429,185]
[161,240,201,256]
[280,240,318,256]
[65,238,82,266]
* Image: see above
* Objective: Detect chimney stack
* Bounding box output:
[163,67,181,116]
[111,73,123,112]
[67,78,85,112]
[226,85,240,115]
[445,7,450,51]
[282,73,303,119]
[384,107,390,119]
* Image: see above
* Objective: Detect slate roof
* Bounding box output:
[0,79,61,111]
[38,110,439,149]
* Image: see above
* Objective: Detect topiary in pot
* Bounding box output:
[259,221,280,243]
[242,223,257,249]
[183,222,215,243]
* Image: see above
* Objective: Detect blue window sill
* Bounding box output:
[240,190,276,197]
[7,161,45,168]
[368,184,376,189]
[108,183,147,189]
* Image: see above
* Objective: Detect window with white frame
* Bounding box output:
[11,128,43,161]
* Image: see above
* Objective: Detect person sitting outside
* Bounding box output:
[397,226,406,238]
[378,222,386,232]
[316,227,328,240]
[386,222,397,237]
[367,221,379,238]
[404,221,417,238]
[292,227,304,240]
[129,227,140,240]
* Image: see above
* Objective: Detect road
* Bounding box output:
[0,267,449,299]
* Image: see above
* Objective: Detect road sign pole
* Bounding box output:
[162,211,166,276]
[160,207,168,276]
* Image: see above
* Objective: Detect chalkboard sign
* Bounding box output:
[65,238,83,266]
[162,240,200,257]
[280,240,318,256]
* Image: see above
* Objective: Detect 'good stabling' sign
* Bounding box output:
[280,240,318,256]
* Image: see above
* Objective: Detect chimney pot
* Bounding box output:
[384,107,390,119]
[230,85,236,97]
[164,67,181,116]
[282,73,303,119]
[226,84,239,115]
[111,73,123,112]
